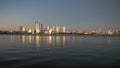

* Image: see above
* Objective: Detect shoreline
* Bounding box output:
[0,33,120,36]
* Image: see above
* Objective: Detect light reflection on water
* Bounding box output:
[0,35,120,49]
[18,35,120,49]
[19,35,119,46]
[20,35,68,48]
[0,35,120,68]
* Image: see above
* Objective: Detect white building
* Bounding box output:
[35,21,40,34]
[20,26,26,33]
[62,26,66,33]
[56,26,60,34]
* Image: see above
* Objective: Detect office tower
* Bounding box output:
[63,26,66,33]
[47,25,50,30]
[39,23,43,33]
[108,30,112,35]
[32,29,35,34]
[56,26,60,34]
[49,29,52,34]
[28,28,32,33]
[35,21,40,34]
[52,26,55,31]
[52,26,55,33]
[20,26,26,33]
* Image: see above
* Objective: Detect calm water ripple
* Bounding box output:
[0,35,120,68]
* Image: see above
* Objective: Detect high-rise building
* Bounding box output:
[56,26,60,34]
[49,29,52,34]
[52,26,55,33]
[47,25,50,30]
[63,26,66,33]
[35,21,40,34]
[39,23,43,33]
[32,29,35,34]
[20,26,26,33]
[27,28,32,33]
[108,30,113,35]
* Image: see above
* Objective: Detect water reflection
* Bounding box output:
[19,35,119,48]
[20,35,67,48]
[47,36,52,47]
[62,36,66,46]
[56,36,60,46]
[35,36,40,48]
[28,35,32,43]
[20,35,26,44]
[1,35,120,68]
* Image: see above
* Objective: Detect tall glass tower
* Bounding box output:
[35,21,40,34]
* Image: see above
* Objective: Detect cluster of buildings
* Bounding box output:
[20,21,67,34]
[19,21,120,35]
[71,29,120,35]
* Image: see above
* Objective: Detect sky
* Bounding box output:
[0,0,120,31]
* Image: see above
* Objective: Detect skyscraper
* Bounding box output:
[39,23,43,33]
[56,26,60,34]
[35,21,40,34]
[47,25,50,31]
[20,26,26,33]
[108,30,113,35]
[63,26,66,33]
[52,26,55,33]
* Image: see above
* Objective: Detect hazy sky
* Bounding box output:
[0,0,120,31]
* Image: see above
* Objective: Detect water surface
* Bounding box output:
[0,35,120,68]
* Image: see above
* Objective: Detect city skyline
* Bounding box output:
[18,21,120,35]
[0,0,120,31]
